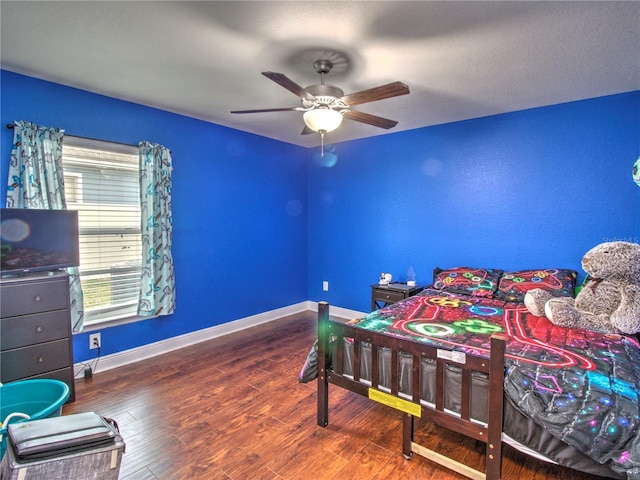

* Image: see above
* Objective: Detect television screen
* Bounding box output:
[0,208,79,275]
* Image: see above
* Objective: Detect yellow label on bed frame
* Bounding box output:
[368,388,422,417]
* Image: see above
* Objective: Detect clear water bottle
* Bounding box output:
[407,266,416,286]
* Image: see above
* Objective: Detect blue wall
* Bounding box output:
[308,92,640,312]
[1,71,309,362]
[1,70,639,362]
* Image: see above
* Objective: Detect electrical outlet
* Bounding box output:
[323,281,329,291]
[89,333,101,349]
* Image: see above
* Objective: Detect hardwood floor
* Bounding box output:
[64,311,612,480]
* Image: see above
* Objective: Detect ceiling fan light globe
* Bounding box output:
[303,108,343,133]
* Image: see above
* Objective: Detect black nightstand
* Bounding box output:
[371,283,424,311]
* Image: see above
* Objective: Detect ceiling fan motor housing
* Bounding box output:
[303,84,345,108]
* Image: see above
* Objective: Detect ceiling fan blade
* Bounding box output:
[262,72,316,101]
[343,110,399,129]
[230,107,303,114]
[341,81,410,106]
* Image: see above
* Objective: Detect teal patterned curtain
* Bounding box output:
[6,120,85,332]
[137,141,175,316]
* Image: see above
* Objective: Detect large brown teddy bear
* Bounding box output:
[524,241,640,334]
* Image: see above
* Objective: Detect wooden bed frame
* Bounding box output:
[316,301,507,480]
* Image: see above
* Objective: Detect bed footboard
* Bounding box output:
[317,301,506,480]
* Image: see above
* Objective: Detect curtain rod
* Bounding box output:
[6,123,138,149]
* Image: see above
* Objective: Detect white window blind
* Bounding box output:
[62,136,141,325]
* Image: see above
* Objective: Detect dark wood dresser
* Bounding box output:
[1,272,75,402]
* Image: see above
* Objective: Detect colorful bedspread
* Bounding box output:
[352,288,640,479]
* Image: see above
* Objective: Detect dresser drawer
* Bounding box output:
[0,277,68,317]
[1,339,71,381]
[1,310,69,350]
[372,288,406,303]
[22,367,75,402]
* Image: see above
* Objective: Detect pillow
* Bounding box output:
[432,267,503,298]
[494,268,578,303]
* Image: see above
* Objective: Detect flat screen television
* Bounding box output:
[0,208,79,276]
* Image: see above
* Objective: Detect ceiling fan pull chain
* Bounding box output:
[320,131,325,157]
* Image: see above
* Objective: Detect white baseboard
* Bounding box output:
[309,302,366,320]
[77,301,366,374]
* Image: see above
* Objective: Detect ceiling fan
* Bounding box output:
[231,59,410,154]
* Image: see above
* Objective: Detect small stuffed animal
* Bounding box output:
[524,241,640,334]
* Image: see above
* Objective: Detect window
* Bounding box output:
[62,137,141,325]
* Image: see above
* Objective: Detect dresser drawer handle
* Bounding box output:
[38,357,44,363]
[34,295,41,302]
[36,326,43,333]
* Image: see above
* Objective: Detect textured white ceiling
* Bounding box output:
[1,1,638,147]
